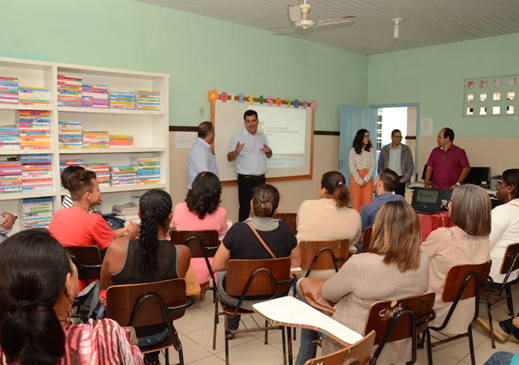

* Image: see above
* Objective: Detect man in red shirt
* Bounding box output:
[50,170,138,249]
[424,128,470,199]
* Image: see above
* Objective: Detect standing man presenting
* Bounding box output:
[228,110,272,222]
[424,127,470,199]
[188,121,219,189]
[378,129,414,197]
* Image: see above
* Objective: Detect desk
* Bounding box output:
[417,211,452,243]
[253,297,363,347]
[185,265,201,296]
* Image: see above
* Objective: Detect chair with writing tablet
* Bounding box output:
[365,292,436,365]
[423,261,491,365]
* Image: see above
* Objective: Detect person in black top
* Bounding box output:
[212,184,301,337]
[101,189,191,365]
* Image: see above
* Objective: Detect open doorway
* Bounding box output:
[374,105,418,183]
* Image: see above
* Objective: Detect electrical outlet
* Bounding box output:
[199,107,204,116]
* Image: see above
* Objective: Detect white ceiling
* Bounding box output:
[134,0,519,55]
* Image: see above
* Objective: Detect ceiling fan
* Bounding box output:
[271,0,355,32]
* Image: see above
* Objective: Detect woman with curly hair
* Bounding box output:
[349,129,376,213]
[101,189,191,365]
[0,229,143,365]
[172,172,228,285]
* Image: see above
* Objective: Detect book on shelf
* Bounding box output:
[18,87,50,106]
[83,130,109,149]
[57,74,82,108]
[21,154,52,192]
[18,197,53,229]
[16,110,51,150]
[82,84,109,109]
[134,91,160,111]
[59,120,84,149]
[110,165,138,186]
[0,125,20,149]
[130,157,161,185]
[112,202,140,224]
[109,135,133,148]
[0,76,19,104]
[0,158,22,193]
[109,91,135,110]
[84,162,110,187]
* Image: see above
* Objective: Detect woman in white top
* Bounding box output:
[296,170,361,279]
[348,129,376,213]
[489,169,519,286]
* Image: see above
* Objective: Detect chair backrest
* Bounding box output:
[362,227,373,253]
[364,292,436,346]
[500,243,519,275]
[304,330,375,365]
[105,278,187,328]
[63,246,101,285]
[442,261,491,302]
[171,229,220,258]
[299,240,350,272]
[274,213,297,235]
[226,258,291,297]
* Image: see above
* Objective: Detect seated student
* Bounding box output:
[0,229,143,365]
[172,172,228,285]
[421,184,490,334]
[61,165,99,214]
[296,170,361,278]
[212,184,301,337]
[309,201,429,365]
[0,209,17,244]
[101,189,191,365]
[360,168,406,233]
[49,170,138,249]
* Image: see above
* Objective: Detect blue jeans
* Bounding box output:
[295,279,321,365]
[483,351,514,365]
[139,328,169,361]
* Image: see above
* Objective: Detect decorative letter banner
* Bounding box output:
[207,89,317,110]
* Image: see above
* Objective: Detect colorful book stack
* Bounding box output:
[0,159,22,194]
[109,91,135,110]
[0,76,19,104]
[0,125,20,149]
[85,163,110,187]
[18,87,50,106]
[82,84,109,109]
[18,197,53,229]
[16,110,51,150]
[109,135,133,148]
[112,202,140,223]
[130,157,160,185]
[83,130,109,149]
[110,165,137,186]
[58,121,83,149]
[134,91,160,111]
[57,74,82,108]
[21,154,52,192]
[59,159,83,187]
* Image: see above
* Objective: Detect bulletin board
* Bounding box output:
[464,75,518,117]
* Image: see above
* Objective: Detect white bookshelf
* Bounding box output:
[0,56,170,223]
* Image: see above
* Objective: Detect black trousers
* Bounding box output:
[395,178,406,197]
[238,174,265,222]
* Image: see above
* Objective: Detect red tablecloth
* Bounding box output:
[418,211,453,243]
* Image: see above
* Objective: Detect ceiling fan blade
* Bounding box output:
[270,25,297,32]
[316,16,356,26]
[288,5,302,22]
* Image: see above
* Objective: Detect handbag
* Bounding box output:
[299,277,337,316]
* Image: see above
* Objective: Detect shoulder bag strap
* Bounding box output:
[510,203,519,208]
[243,221,277,258]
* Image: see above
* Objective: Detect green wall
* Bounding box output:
[367,33,519,137]
[0,0,368,131]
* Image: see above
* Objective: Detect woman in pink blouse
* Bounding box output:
[173,171,228,285]
[0,229,143,365]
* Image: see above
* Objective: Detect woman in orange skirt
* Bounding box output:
[349,129,376,213]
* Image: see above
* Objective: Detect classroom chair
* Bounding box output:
[362,226,373,253]
[274,212,298,235]
[64,245,102,288]
[299,240,352,277]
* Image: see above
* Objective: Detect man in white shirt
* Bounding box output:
[188,121,219,189]
[228,110,272,221]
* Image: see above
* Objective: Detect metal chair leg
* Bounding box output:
[426,329,433,365]
[506,287,515,316]
[468,326,476,365]
[224,314,230,365]
[487,297,496,349]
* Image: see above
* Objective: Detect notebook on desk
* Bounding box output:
[411,187,443,214]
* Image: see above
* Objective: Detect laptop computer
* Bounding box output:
[411,187,443,214]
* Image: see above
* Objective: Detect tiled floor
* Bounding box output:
[161,287,519,365]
